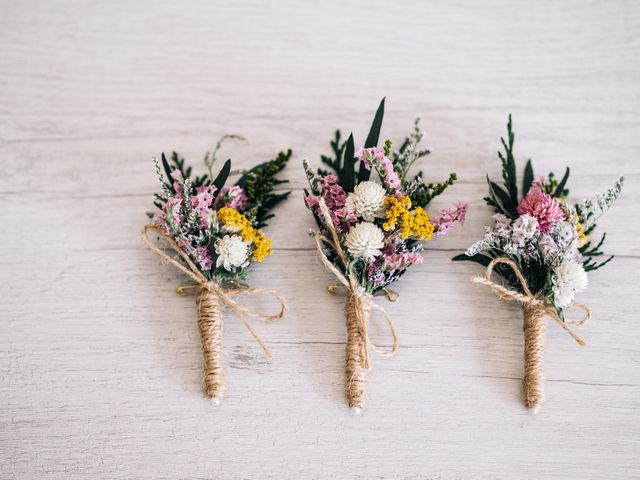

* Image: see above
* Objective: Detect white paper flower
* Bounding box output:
[215,234,250,271]
[344,222,385,260]
[552,260,588,308]
[346,181,386,221]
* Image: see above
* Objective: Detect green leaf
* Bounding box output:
[452,253,492,267]
[489,180,515,215]
[357,99,385,183]
[553,167,570,197]
[522,159,534,196]
[584,255,615,272]
[343,133,355,191]
[161,153,173,180]
[499,114,518,204]
[487,175,516,218]
[211,159,231,201]
[357,155,371,182]
[364,98,385,148]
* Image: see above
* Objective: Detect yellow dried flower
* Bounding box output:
[382,196,434,240]
[217,207,272,262]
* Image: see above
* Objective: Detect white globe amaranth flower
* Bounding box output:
[344,222,385,260]
[552,260,589,308]
[215,234,250,271]
[345,181,386,221]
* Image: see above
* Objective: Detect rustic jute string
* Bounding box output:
[472,257,591,413]
[141,224,287,402]
[314,199,399,411]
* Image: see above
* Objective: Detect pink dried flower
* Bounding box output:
[195,246,213,271]
[213,185,248,212]
[165,196,183,225]
[355,147,402,192]
[517,186,564,233]
[305,176,356,231]
[304,193,319,208]
[383,251,424,269]
[191,185,217,228]
[153,211,169,234]
[433,203,468,236]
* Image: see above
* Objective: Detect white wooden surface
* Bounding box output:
[1,1,639,478]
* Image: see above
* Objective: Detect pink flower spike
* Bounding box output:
[433,203,468,236]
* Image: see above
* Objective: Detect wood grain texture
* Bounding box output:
[1,0,639,478]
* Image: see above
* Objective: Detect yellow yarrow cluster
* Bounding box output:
[383,196,434,240]
[216,207,272,262]
[574,213,587,247]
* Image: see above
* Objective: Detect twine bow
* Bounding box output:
[472,257,591,346]
[313,199,399,369]
[141,224,287,357]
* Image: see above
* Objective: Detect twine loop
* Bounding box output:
[472,257,591,346]
[141,224,287,357]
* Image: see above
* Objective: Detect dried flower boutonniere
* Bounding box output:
[142,137,291,403]
[454,116,624,413]
[304,99,467,412]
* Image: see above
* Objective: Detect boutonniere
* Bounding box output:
[304,99,467,411]
[142,137,291,403]
[454,116,624,412]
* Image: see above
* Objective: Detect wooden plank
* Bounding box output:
[1,0,639,478]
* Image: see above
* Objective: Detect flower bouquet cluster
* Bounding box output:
[304,99,467,410]
[142,138,291,403]
[454,116,624,412]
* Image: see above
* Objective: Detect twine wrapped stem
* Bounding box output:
[314,199,398,411]
[197,286,226,400]
[141,224,286,402]
[345,289,373,409]
[522,304,546,412]
[472,257,590,413]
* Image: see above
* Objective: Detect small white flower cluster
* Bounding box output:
[574,176,625,231]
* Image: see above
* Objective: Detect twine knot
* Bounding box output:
[142,224,287,357]
[472,257,590,346]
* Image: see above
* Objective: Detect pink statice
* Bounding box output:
[432,202,468,236]
[355,147,401,192]
[304,192,319,208]
[517,185,564,233]
[321,175,346,206]
[195,246,213,271]
[153,211,169,234]
[191,185,217,228]
[304,176,356,231]
[367,238,424,285]
[320,175,357,230]
[383,251,424,269]
[369,272,386,286]
[165,196,183,226]
[213,185,248,211]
